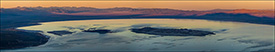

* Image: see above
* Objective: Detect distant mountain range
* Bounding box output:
[1,7,274,18]
[1,7,274,29]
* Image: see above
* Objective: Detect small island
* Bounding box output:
[82,28,111,34]
[47,31,74,36]
[131,27,215,36]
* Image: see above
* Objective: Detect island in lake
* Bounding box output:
[47,31,74,36]
[131,27,215,36]
[82,28,112,34]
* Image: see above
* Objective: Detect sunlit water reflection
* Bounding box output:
[9,19,274,52]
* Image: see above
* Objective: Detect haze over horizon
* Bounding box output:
[1,1,274,10]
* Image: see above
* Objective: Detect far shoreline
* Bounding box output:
[16,18,275,29]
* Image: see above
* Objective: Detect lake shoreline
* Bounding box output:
[1,18,274,50]
[9,19,274,52]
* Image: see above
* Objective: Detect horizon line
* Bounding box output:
[1,0,274,1]
[2,6,274,11]
[1,0,274,2]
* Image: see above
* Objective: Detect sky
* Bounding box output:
[1,1,274,10]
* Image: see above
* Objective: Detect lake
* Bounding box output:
[7,19,274,52]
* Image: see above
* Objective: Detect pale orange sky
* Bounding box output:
[1,1,274,10]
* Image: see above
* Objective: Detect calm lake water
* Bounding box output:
[8,19,275,52]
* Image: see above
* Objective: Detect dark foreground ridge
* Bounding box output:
[47,30,74,36]
[131,27,215,36]
[0,29,49,49]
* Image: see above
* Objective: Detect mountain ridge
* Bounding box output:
[2,7,274,18]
